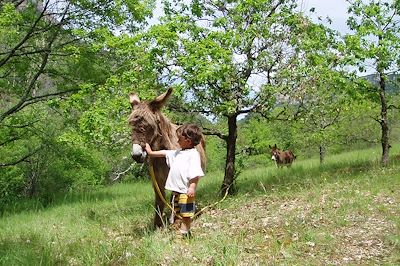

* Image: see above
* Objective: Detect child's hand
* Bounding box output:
[187,187,196,197]
[144,145,166,158]
[145,143,152,153]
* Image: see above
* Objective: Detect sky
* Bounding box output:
[298,0,351,34]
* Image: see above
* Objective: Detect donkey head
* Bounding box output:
[269,144,279,161]
[128,88,175,163]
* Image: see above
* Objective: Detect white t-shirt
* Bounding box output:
[164,148,204,194]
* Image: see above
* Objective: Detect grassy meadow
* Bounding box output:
[0,145,399,265]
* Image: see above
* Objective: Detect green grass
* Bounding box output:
[1,145,399,265]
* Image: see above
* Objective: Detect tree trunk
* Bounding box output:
[26,172,38,197]
[319,145,325,164]
[221,115,237,196]
[378,70,390,166]
[25,159,40,198]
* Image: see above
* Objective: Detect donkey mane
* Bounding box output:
[156,113,179,150]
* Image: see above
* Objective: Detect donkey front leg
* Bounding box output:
[150,159,169,228]
[153,189,166,228]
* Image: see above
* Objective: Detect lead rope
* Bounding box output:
[149,162,182,220]
[148,162,231,220]
[169,193,175,224]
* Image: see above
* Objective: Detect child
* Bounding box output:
[145,124,205,238]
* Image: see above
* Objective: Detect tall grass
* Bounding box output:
[0,144,399,265]
[0,180,156,265]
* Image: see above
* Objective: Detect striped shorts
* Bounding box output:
[171,192,195,218]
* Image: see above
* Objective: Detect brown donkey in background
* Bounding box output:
[269,144,296,168]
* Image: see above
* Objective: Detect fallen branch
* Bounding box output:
[112,164,134,182]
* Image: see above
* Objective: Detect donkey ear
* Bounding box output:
[268,145,272,149]
[150,88,173,110]
[129,93,140,107]
[274,144,277,148]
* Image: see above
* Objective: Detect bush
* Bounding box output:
[0,167,25,213]
[40,140,109,194]
[0,135,111,213]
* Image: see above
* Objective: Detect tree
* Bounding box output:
[345,0,400,166]
[0,0,154,166]
[270,11,354,164]
[148,0,326,194]
[0,0,155,204]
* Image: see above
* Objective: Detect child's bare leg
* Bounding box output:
[180,217,191,233]
[173,217,182,229]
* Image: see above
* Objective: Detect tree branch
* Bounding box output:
[0,146,42,167]
[16,88,81,112]
[0,3,70,123]
[0,0,49,68]
[202,127,228,141]
[0,136,20,146]
[112,164,135,182]
[388,104,399,110]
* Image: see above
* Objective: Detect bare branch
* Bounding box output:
[112,164,135,182]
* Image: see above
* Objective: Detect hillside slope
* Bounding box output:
[0,146,399,265]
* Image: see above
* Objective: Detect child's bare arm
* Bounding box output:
[145,143,167,158]
[187,177,199,197]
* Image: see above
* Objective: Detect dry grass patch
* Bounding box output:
[187,175,400,265]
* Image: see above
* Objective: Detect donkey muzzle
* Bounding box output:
[131,144,147,163]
